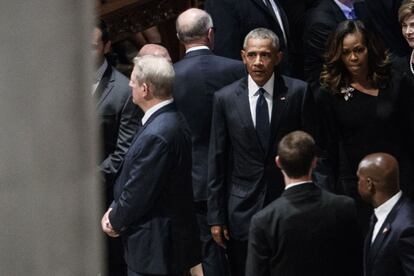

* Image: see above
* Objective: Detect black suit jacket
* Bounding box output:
[246,182,363,276]
[364,0,410,57]
[303,0,367,89]
[204,0,289,61]
[207,74,317,240]
[173,49,246,201]
[109,103,200,275]
[96,64,141,189]
[364,195,414,276]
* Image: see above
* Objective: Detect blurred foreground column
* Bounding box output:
[0,1,103,275]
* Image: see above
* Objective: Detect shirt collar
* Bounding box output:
[141,98,174,125]
[285,181,311,190]
[374,191,402,222]
[186,45,210,54]
[94,59,108,83]
[248,73,275,97]
[334,0,355,17]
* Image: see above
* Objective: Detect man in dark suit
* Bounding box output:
[246,131,362,276]
[365,0,410,57]
[208,28,317,276]
[101,55,200,276]
[304,0,367,89]
[204,0,291,75]
[93,20,141,276]
[357,153,414,276]
[173,8,246,276]
[278,0,322,78]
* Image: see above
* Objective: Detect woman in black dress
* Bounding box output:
[317,20,414,230]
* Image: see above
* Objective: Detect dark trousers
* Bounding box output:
[195,201,229,276]
[227,239,248,276]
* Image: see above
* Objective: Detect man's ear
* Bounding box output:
[275,156,282,169]
[275,50,283,65]
[142,82,150,97]
[241,49,247,64]
[311,157,317,169]
[103,40,112,55]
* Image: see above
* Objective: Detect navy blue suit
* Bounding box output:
[207,74,317,275]
[173,48,245,276]
[364,195,414,276]
[109,103,200,275]
[95,64,142,276]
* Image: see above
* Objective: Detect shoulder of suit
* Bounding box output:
[215,77,246,96]
[281,75,308,90]
[321,190,355,207]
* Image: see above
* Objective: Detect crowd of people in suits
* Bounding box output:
[94,0,414,275]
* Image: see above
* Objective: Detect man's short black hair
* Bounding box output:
[277,131,316,178]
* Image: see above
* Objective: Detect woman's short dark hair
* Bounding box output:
[320,20,390,93]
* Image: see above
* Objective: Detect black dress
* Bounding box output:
[317,70,414,231]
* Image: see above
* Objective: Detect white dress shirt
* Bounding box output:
[285,181,311,190]
[186,45,210,54]
[248,74,274,127]
[372,191,402,243]
[141,98,174,126]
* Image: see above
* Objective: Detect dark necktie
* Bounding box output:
[256,88,270,152]
[364,213,378,267]
[368,214,378,244]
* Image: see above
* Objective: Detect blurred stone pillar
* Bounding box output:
[0,1,103,275]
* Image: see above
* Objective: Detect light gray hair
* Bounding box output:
[243,28,280,50]
[132,55,175,99]
[176,8,213,43]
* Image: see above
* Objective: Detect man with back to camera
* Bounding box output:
[207,27,318,276]
[357,153,414,276]
[101,55,200,276]
[173,8,246,275]
[246,130,362,276]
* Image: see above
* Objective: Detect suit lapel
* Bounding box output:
[368,196,406,262]
[95,65,114,107]
[234,79,265,155]
[269,74,288,147]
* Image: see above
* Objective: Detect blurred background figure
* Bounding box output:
[365,0,410,57]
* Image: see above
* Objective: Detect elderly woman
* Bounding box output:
[317,20,414,230]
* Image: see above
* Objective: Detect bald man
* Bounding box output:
[173,8,245,276]
[357,153,414,276]
[138,44,172,62]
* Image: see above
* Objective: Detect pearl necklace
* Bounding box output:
[411,49,414,75]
